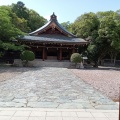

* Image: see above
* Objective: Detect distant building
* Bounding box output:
[18,13,87,61]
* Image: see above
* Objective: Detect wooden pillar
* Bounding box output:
[42,47,45,61]
[45,48,47,59]
[60,48,62,61]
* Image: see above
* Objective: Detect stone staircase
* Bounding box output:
[14,59,73,68]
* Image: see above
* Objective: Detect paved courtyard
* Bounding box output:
[0,67,118,109]
[0,108,118,120]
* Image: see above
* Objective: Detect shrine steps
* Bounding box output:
[13,59,73,68]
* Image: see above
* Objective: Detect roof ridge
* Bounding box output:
[29,13,77,38]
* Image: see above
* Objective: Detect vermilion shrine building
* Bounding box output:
[18,13,87,61]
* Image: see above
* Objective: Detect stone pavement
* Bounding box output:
[0,108,118,120]
[0,67,118,109]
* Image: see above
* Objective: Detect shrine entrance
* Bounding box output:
[33,47,76,61]
[35,51,42,59]
[46,48,58,60]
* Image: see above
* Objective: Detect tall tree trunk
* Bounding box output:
[98,48,109,65]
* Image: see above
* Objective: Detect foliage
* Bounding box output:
[87,45,100,67]
[0,40,26,58]
[61,21,71,30]
[0,6,24,41]
[70,53,82,65]
[11,1,28,20]
[20,50,35,66]
[2,42,25,51]
[70,12,99,38]
[0,52,3,58]
[0,1,46,59]
[96,11,120,63]
[11,1,47,32]
[28,9,47,31]
[70,11,120,66]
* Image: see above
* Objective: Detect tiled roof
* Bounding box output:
[19,34,87,44]
[18,13,87,44]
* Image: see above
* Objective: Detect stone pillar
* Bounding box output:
[42,47,45,61]
[60,48,62,61]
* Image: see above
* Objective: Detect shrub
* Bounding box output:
[20,50,35,66]
[70,53,82,66]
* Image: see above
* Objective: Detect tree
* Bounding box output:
[0,40,26,60]
[20,50,35,66]
[61,21,71,30]
[96,11,120,64]
[28,9,47,31]
[70,11,120,66]
[70,12,99,38]
[0,2,46,60]
[0,6,25,58]
[69,12,100,66]
[70,53,82,67]
[87,45,100,67]
[11,1,29,20]
[11,1,47,32]
[0,6,24,41]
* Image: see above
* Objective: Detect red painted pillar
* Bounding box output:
[42,47,45,61]
[60,48,62,61]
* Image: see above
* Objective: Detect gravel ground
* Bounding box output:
[0,66,31,82]
[71,67,120,102]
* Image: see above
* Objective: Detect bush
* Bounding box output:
[70,53,82,66]
[20,50,35,66]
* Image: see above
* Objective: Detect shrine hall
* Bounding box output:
[18,13,87,61]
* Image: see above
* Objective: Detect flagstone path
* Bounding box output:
[0,67,118,109]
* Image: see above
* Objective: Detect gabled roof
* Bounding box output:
[29,13,76,37]
[19,34,87,44]
[18,13,88,45]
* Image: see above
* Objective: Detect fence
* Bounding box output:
[102,59,120,66]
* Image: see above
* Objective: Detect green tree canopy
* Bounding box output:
[70,11,120,66]
[70,12,99,38]
[61,21,71,30]
[0,6,24,41]
[0,1,46,58]
[11,1,47,32]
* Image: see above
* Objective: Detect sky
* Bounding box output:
[0,0,120,23]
